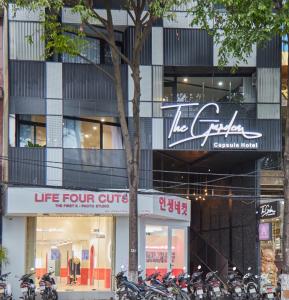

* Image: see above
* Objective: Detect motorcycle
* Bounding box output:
[189,265,206,300]
[39,270,58,300]
[242,267,259,300]
[19,271,36,300]
[0,273,12,300]
[260,274,275,300]
[115,266,146,300]
[205,271,223,300]
[227,267,245,300]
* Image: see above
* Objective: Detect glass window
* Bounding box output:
[171,228,185,275]
[145,225,168,275]
[63,118,100,149]
[163,76,256,103]
[63,117,123,149]
[34,216,114,291]
[18,115,46,147]
[103,125,122,149]
[62,35,100,64]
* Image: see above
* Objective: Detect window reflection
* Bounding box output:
[63,117,123,149]
[163,76,256,103]
[18,115,46,147]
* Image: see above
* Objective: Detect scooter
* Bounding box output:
[19,271,36,300]
[242,267,259,300]
[39,269,58,300]
[0,272,12,300]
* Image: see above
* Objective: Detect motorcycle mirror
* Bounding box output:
[197,265,202,270]
[120,265,125,271]
[233,267,237,271]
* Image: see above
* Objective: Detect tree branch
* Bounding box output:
[83,3,109,27]
[127,9,136,25]
[83,22,132,67]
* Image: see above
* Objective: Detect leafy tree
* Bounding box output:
[2,0,189,280]
[190,0,289,271]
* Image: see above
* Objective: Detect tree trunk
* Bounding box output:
[282,33,289,273]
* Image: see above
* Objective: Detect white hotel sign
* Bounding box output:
[161,103,263,149]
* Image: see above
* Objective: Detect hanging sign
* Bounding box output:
[161,103,263,149]
[259,201,279,219]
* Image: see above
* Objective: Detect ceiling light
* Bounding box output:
[218,81,223,86]
[93,126,97,130]
[101,118,105,122]
[183,78,188,82]
[84,134,89,138]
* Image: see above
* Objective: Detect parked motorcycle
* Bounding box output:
[227,267,245,300]
[19,271,36,300]
[242,267,259,300]
[39,270,58,300]
[260,274,275,300]
[205,271,223,300]
[0,272,12,300]
[189,265,206,300]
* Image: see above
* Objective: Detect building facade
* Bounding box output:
[2,2,282,299]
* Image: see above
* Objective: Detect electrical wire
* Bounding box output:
[0,155,284,192]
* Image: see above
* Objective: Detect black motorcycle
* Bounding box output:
[19,272,36,300]
[189,265,206,300]
[39,271,58,300]
[227,267,245,300]
[205,271,223,300]
[242,267,259,300]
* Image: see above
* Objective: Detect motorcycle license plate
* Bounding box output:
[249,288,256,293]
[197,289,204,295]
[268,294,274,299]
[235,287,242,293]
[21,287,28,292]
[213,287,220,292]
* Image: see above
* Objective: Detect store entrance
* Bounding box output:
[145,225,186,275]
[32,216,114,292]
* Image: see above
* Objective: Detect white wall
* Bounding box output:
[115,217,129,273]
[2,217,27,299]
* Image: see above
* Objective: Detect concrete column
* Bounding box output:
[2,216,27,299]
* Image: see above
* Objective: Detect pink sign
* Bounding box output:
[259,223,272,241]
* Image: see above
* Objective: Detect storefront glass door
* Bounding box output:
[33,216,113,292]
[171,228,186,275]
[145,225,186,276]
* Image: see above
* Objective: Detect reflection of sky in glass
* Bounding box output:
[283,35,288,51]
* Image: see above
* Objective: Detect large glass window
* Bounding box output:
[17,115,46,147]
[164,76,256,103]
[62,32,123,64]
[145,225,168,275]
[63,116,123,149]
[35,217,113,291]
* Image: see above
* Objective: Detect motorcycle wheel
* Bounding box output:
[50,290,58,300]
[146,292,167,300]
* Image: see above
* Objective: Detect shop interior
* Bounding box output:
[33,216,113,292]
